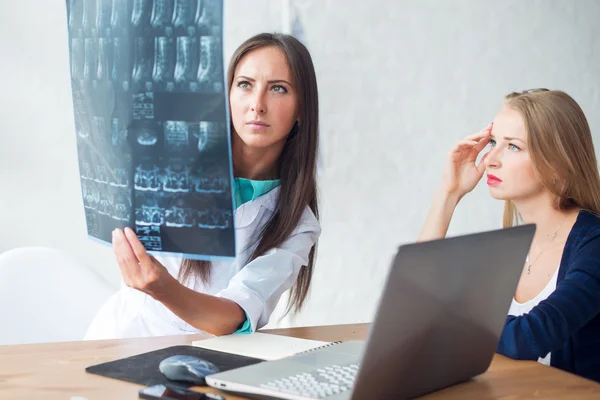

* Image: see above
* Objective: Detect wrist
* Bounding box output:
[435,188,462,209]
[148,273,179,302]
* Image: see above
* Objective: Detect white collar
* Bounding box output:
[235,186,280,228]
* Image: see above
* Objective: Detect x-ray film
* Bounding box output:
[65,0,235,260]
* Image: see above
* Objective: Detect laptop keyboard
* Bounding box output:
[259,363,359,399]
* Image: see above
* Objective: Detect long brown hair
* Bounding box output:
[180,33,320,315]
[502,88,600,227]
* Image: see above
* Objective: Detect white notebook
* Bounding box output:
[191,332,339,361]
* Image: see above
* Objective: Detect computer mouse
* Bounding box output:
[158,355,220,385]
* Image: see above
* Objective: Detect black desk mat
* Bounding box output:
[86,345,265,388]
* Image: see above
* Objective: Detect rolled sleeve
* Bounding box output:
[217,208,320,332]
[234,315,253,334]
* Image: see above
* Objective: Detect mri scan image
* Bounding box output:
[66,0,234,260]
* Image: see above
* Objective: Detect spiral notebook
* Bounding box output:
[192,332,343,361]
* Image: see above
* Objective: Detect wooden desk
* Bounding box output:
[1,323,599,399]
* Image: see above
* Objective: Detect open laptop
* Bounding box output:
[206,224,536,399]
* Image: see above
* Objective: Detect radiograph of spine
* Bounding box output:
[194,36,222,92]
[136,122,158,146]
[113,202,130,221]
[132,92,154,120]
[174,36,198,88]
[136,225,162,250]
[112,37,132,91]
[82,181,99,210]
[70,38,85,84]
[165,198,195,227]
[193,175,227,193]
[111,111,129,146]
[72,86,91,139]
[67,0,235,258]
[81,158,95,181]
[79,146,95,180]
[164,121,189,152]
[68,0,83,32]
[110,165,130,187]
[196,0,222,36]
[153,37,176,91]
[94,38,116,127]
[163,164,190,193]
[83,38,97,84]
[94,160,110,184]
[131,0,152,30]
[92,115,108,141]
[110,0,133,36]
[173,0,195,35]
[191,121,221,152]
[95,0,112,37]
[132,37,154,92]
[165,206,195,227]
[135,197,164,226]
[96,37,113,84]
[97,187,113,217]
[86,210,100,237]
[150,0,174,33]
[87,150,108,183]
[70,38,91,139]
[134,163,161,191]
[112,191,132,221]
[110,0,130,35]
[81,0,97,36]
[198,209,231,229]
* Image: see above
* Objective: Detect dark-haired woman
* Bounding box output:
[85,33,321,339]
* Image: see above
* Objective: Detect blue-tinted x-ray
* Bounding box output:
[65,0,235,260]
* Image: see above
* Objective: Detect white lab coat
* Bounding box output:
[83,187,320,340]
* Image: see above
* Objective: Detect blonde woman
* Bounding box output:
[418,89,600,382]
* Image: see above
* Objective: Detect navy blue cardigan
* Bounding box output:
[497,210,600,382]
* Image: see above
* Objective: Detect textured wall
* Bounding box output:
[1,0,599,329]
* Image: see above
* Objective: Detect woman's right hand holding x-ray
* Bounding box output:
[440,123,492,200]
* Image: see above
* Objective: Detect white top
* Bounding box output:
[83,187,321,340]
[507,265,559,366]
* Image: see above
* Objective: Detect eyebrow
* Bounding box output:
[236,75,292,86]
[491,134,525,143]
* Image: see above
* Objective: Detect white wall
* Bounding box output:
[1,1,599,330]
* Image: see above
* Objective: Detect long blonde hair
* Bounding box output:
[502,88,600,228]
